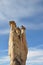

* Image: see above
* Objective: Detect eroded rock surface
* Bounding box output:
[8,21,28,65]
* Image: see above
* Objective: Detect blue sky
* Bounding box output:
[0,0,43,65]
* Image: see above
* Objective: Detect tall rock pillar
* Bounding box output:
[8,21,28,65]
[21,25,28,65]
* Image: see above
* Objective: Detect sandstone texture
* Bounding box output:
[8,21,28,65]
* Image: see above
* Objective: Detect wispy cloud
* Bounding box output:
[0,0,43,20]
[0,48,43,65]
[0,23,43,34]
[0,29,9,34]
[26,23,43,30]
[0,56,10,64]
[26,48,43,65]
[18,22,43,30]
[0,0,43,31]
[0,23,43,35]
[0,12,7,20]
[0,49,9,64]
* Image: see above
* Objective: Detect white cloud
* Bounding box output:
[0,0,42,21]
[0,12,6,20]
[34,44,43,49]
[18,22,43,30]
[0,0,43,31]
[0,50,9,64]
[0,56,10,64]
[0,23,43,35]
[0,48,43,65]
[25,23,43,30]
[26,48,43,65]
[0,29,9,34]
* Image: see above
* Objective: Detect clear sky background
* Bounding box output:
[0,0,43,65]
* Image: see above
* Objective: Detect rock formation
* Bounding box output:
[8,21,28,65]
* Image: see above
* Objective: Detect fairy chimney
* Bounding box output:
[21,25,28,54]
[8,21,17,65]
[8,21,28,65]
[8,21,16,55]
[20,25,28,65]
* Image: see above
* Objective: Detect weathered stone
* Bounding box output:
[8,21,28,65]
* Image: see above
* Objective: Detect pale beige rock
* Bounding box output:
[8,21,28,65]
[20,25,28,65]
